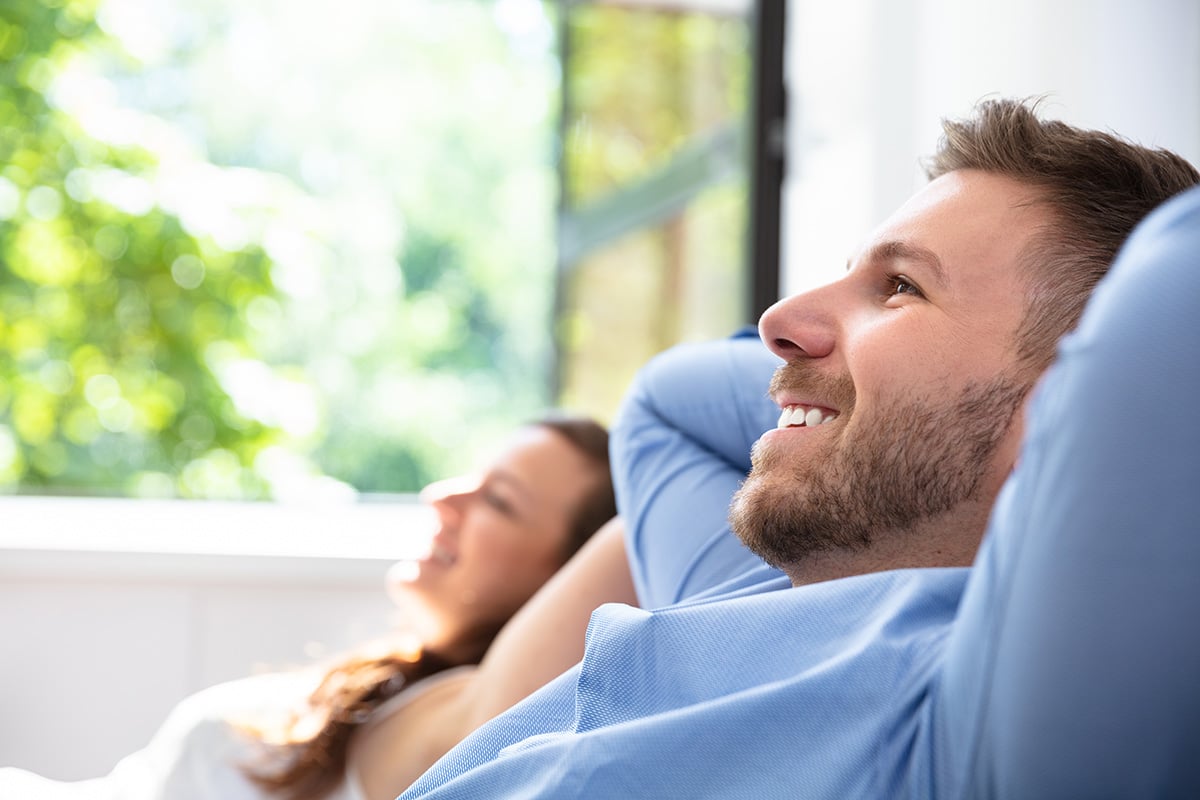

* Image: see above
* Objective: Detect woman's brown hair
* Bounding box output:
[239,415,615,799]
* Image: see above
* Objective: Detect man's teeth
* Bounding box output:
[776,405,838,429]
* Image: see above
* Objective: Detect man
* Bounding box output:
[400,99,1200,797]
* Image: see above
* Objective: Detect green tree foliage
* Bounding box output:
[565,6,748,205]
[555,4,750,419]
[0,0,562,500]
[0,0,278,497]
[120,0,562,496]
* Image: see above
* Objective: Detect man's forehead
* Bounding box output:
[848,170,1045,283]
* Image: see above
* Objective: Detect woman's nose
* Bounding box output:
[419,473,481,509]
[757,282,840,362]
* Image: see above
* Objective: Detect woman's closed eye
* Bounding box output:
[481,487,517,517]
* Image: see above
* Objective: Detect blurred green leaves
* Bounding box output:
[0,0,561,499]
[1,0,277,497]
[564,5,748,206]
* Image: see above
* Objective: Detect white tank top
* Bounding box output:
[0,666,476,800]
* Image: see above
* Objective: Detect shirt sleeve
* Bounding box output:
[930,186,1200,798]
[610,328,787,609]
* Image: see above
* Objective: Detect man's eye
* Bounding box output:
[887,275,923,298]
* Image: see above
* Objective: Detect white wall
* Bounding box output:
[0,498,421,781]
[781,0,1200,295]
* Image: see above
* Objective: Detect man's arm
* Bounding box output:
[393,331,781,778]
[393,333,783,792]
[931,187,1200,797]
[610,329,785,608]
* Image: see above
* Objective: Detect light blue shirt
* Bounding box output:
[401,186,1200,798]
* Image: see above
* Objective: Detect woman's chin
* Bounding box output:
[387,558,422,584]
[385,556,448,600]
[388,596,453,645]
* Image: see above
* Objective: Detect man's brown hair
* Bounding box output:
[924,97,1199,372]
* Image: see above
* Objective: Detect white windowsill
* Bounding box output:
[0,495,428,584]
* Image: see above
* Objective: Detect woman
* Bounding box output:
[0,415,621,800]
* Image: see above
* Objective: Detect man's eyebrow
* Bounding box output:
[859,240,949,287]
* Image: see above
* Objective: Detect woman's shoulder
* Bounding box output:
[363,664,479,728]
[347,665,480,800]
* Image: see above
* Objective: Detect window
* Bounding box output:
[1,0,563,499]
[553,0,784,421]
[0,0,783,501]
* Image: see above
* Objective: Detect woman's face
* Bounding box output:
[385,425,601,652]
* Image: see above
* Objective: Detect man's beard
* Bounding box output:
[730,363,1028,571]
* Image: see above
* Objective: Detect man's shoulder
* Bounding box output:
[585,567,969,697]
[569,569,970,796]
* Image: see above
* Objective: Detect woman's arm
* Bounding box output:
[355,519,634,798]
[454,516,635,732]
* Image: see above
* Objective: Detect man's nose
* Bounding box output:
[757,281,841,361]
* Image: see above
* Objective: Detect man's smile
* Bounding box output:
[776,404,839,429]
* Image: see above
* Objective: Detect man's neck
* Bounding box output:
[782,502,992,587]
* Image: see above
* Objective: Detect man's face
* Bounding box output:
[731,170,1048,577]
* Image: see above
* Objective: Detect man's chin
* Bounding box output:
[729,474,795,569]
